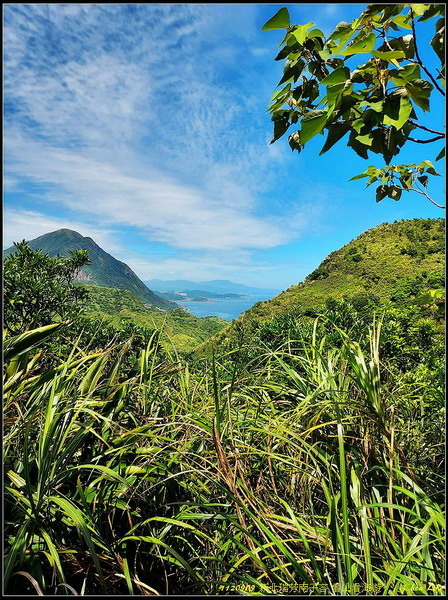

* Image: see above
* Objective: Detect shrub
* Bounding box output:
[4,241,90,333]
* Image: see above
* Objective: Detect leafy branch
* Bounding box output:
[410,6,445,96]
[351,160,444,208]
[264,4,445,207]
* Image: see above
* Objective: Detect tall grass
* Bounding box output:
[3,317,445,595]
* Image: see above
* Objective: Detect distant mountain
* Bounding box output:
[3,229,178,312]
[147,279,280,297]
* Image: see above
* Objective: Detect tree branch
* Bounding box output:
[410,9,445,96]
[409,120,445,136]
[408,135,445,144]
[395,185,445,209]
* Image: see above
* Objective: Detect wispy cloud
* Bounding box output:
[6,131,307,251]
[3,4,316,276]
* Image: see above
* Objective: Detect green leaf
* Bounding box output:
[349,173,370,181]
[405,79,433,111]
[399,63,421,82]
[328,21,354,50]
[262,8,290,31]
[288,131,302,152]
[420,160,435,169]
[389,34,415,59]
[3,322,66,361]
[308,28,325,39]
[49,496,104,582]
[389,185,402,201]
[270,83,291,102]
[418,4,445,22]
[391,13,413,30]
[399,174,413,189]
[383,96,413,129]
[340,32,376,55]
[371,49,406,61]
[271,112,290,143]
[430,21,444,62]
[40,529,66,583]
[291,22,314,44]
[376,184,389,202]
[274,46,292,62]
[278,61,303,86]
[435,147,445,161]
[300,110,327,145]
[409,4,429,17]
[328,21,352,40]
[416,289,445,307]
[348,131,369,158]
[356,134,373,146]
[360,99,384,113]
[121,535,204,582]
[390,63,421,85]
[350,69,367,83]
[352,119,364,134]
[319,123,350,155]
[7,470,26,488]
[320,66,350,85]
[326,82,346,109]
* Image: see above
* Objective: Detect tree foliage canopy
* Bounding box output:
[264,4,445,207]
[4,241,91,333]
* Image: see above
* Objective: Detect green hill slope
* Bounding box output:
[82,284,227,351]
[205,218,444,345]
[4,229,177,312]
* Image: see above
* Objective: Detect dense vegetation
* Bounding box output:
[206,218,444,348]
[83,284,227,352]
[3,218,445,595]
[4,241,91,334]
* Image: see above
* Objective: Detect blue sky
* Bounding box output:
[4,4,445,290]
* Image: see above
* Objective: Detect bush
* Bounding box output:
[4,242,91,333]
[306,265,329,281]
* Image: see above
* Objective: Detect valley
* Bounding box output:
[4,219,445,595]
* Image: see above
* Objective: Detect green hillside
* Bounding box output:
[4,219,445,595]
[205,218,445,345]
[4,229,178,312]
[82,284,227,351]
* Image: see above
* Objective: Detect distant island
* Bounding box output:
[146,278,280,297]
[155,289,249,302]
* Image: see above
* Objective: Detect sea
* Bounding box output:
[181,294,276,321]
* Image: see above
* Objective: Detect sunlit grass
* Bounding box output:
[3,317,445,595]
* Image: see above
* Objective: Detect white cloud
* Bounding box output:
[322,5,341,18]
[3,208,122,254]
[5,132,307,251]
[5,53,152,155]
[4,4,315,262]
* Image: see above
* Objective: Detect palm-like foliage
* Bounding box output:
[3,311,444,595]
